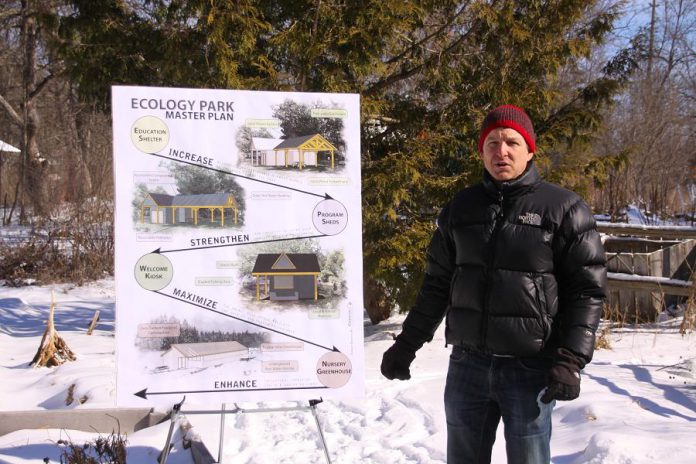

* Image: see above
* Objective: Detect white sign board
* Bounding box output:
[112,85,363,406]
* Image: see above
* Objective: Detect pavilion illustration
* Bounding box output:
[251,253,321,301]
[250,134,338,170]
[139,192,239,226]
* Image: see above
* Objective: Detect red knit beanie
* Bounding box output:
[478,105,536,153]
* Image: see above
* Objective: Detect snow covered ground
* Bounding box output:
[1,278,695,463]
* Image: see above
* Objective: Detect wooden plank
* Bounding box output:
[605,252,634,273]
[605,253,635,312]
[0,408,168,435]
[669,239,696,279]
[607,273,693,296]
[598,223,696,240]
[634,254,661,315]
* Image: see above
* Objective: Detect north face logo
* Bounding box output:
[518,212,542,226]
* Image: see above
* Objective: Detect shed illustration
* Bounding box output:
[161,341,248,370]
[250,137,282,165]
[251,253,321,301]
[250,134,337,170]
[139,192,239,226]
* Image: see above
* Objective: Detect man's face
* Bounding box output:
[480,127,534,181]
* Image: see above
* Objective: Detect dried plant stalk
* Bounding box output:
[31,290,76,367]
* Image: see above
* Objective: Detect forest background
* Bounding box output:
[0,0,694,324]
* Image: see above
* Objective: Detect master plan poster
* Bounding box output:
[112,85,364,407]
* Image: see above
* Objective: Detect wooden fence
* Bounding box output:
[598,223,696,318]
[597,222,696,240]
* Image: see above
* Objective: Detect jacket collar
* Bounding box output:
[482,161,541,198]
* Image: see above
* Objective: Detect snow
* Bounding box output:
[598,221,696,232]
[0,140,20,153]
[606,271,692,287]
[596,204,696,228]
[1,278,695,463]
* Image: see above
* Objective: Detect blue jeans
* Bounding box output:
[444,346,554,464]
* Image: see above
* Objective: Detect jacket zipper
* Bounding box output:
[532,276,549,349]
[480,189,505,351]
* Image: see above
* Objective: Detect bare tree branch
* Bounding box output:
[383,2,471,67]
[364,19,480,97]
[0,7,20,22]
[0,92,23,127]
[28,72,54,100]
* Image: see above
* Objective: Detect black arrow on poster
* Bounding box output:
[152,233,328,254]
[135,385,329,399]
[154,290,341,353]
[147,151,334,199]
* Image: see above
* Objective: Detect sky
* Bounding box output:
[0,277,695,464]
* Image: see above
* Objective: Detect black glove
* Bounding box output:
[540,348,582,404]
[380,339,417,380]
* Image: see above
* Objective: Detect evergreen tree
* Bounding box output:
[359,1,630,321]
[55,0,631,322]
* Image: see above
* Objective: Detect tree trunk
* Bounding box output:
[71,100,95,200]
[21,1,48,216]
[364,278,393,324]
[7,175,20,226]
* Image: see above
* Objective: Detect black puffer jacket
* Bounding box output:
[400,163,606,364]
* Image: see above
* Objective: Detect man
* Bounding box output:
[380,105,606,463]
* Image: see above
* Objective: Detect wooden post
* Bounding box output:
[87,310,100,335]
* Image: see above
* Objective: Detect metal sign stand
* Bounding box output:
[159,397,332,464]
